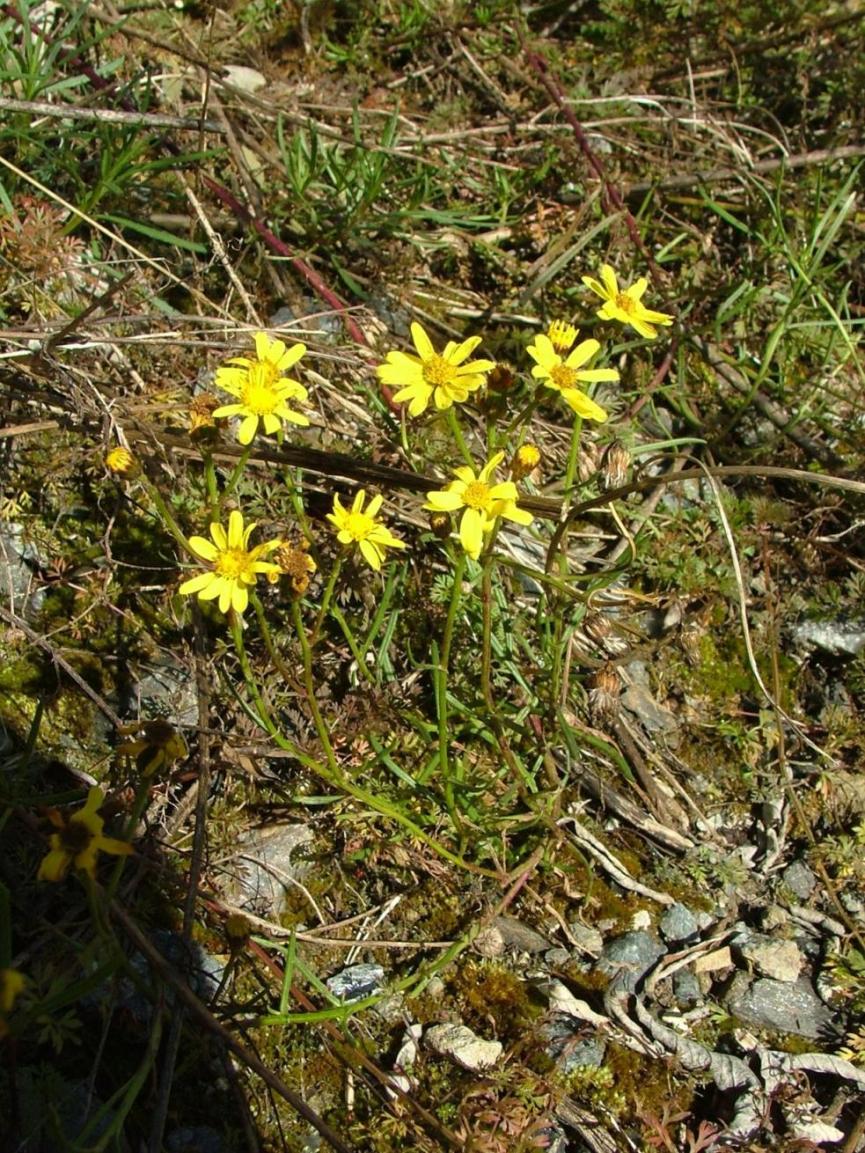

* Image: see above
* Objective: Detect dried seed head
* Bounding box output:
[588,664,621,720]
[273,538,317,596]
[486,362,516,393]
[189,392,221,439]
[428,511,452,539]
[601,440,631,490]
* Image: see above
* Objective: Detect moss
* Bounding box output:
[450,960,540,1042]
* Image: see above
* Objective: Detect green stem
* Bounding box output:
[311,558,343,645]
[446,407,474,466]
[220,445,252,508]
[562,414,583,511]
[329,601,376,686]
[203,451,219,520]
[437,550,466,831]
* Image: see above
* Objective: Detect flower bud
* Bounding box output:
[510,443,541,481]
[546,320,578,353]
[428,511,452,539]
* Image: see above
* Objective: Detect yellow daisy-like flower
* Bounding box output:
[581,264,674,339]
[179,509,282,615]
[376,322,495,416]
[424,451,534,561]
[0,968,25,1038]
[116,719,188,777]
[105,446,137,476]
[546,320,578,353]
[526,333,617,422]
[37,787,133,882]
[213,332,309,446]
[327,490,407,571]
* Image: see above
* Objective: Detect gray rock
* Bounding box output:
[672,969,702,1008]
[425,1023,502,1071]
[735,932,803,982]
[0,521,47,615]
[493,915,549,954]
[544,947,572,967]
[621,664,679,735]
[791,617,865,657]
[166,1126,226,1153]
[326,963,385,1003]
[134,660,198,728]
[226,823,313,918]
[660,903,700,945]
[567,922,604,958]
[597,931,664,978]
[544,1017,607,1074]
[783,861,817,900]
[724,975,835,1039]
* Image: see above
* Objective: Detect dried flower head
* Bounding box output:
[588,664,621,720]
[273,537,317,595]
[601,440,631,490]
[189,392,221,438]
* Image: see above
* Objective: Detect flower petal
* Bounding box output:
[410,322,435,362]
[459,507,485,560]
[600,264,619,297]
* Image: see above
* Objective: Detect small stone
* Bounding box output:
[544,1016,607,1074]
[492,914,549,954]
[567,922,604,958]
[672,969,702,1008]
[631,909,652,931]
[326,964,385,1002]
[724,975,835,1039]
[783,861,817,900]
[226,824,313,919]
[737,934,803,983]
[791,617,865,657]
[761,905,790,932]
[597,931,664,977]
[222,65,267,94]
[660,903,700,945]
[425,1023,502,1071]
[544,947,571,967]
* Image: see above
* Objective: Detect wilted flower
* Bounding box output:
[376,322,494,416]
[213,332,309,445]
[189,392,221,438]
[273,537,317,595]
[424,451,533,561]
[581,265,674,339]
[526,332,617,422]
[38,787,133,882]
[601,440,631,490]
[588,664,621,720]
[327,490,407,571]
[179,509,282,615]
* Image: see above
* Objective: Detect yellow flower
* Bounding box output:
[326,490,407,571]
[581,264,674,339]
[546,320,578,353]
[105,447,137,476]
[376,322,494,416]
[424,451,534,561]
[510,443,541,481]
[179,509,282,615]
[0,968,25,1038]
[526,332,616,422]
[38,787,133,882]
[213,332,309,445]
[116,719,188,777]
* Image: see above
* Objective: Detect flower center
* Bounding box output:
[463,480,492,511]
[241,363,280,414]
[344,512,374,540]
[549,364,578,391]
[422,354,457,389]
[61,821,95,855]
[216,549,252,581]
[615,291,636,314]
